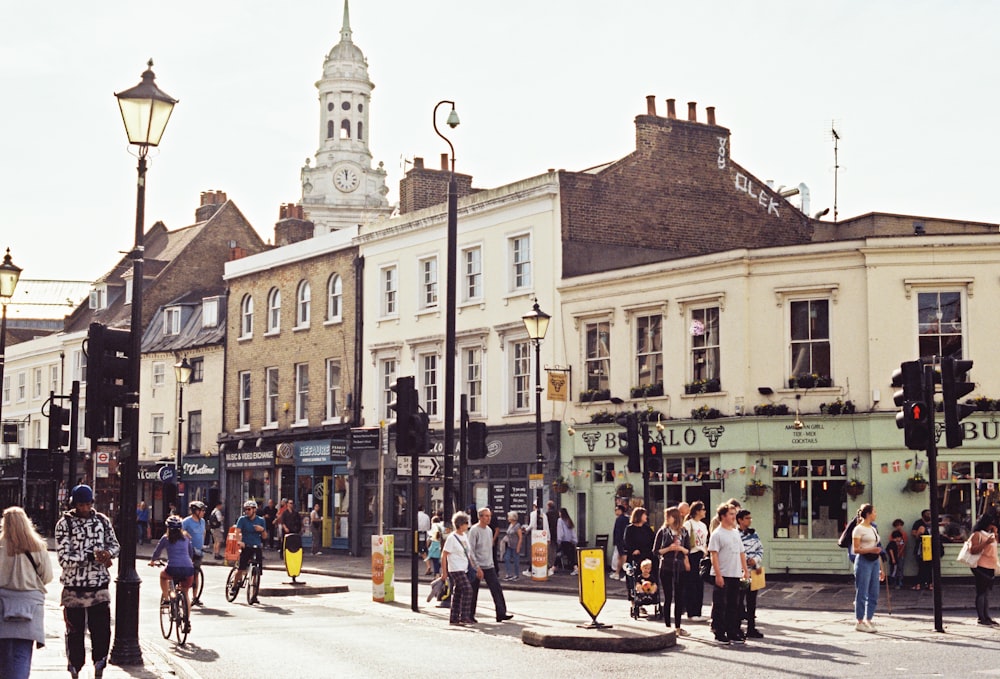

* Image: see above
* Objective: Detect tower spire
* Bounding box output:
[340,0,352,43]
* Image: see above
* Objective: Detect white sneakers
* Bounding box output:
[855,620,876,632]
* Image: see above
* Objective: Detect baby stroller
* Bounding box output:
[623,561,662,620]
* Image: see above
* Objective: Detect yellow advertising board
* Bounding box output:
[577,547,607,624]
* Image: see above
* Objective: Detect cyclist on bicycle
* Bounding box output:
[182,501,207,605]
[230,500,267,602]
[149,515,195,629]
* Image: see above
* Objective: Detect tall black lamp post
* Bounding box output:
[433,100,460,517]
[173,357,192,510]
[0,249,22,434]
[110,60,177,666]
[522,299,550,537]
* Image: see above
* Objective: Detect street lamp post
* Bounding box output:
[522,299,550,567]
[433,100,460,517]
[0,249,23,437]
[173,357,192,510]
[110,60,177,667]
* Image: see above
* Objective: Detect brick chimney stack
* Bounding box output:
[398,157,475,215]
[195,190,228,221]
[274,203,315,245]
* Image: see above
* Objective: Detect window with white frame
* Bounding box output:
[49,365,59,393]
[202,297,219,327]
[31,420,41,448]
[419,257,438,309]
[421,353,439,417]
[164,307,181,336]
[464,347,483,416]
[382,266,397,317]
[296,280,311,327]
[509,234,532,291]
[327,274,342,322]
[240,295,254,338]
[267,288,281,333]
[380,358,397,421]
[73,350,86,383]
[295,363,309,423]
[325,359,341,420]
[32,368,42,399]
[265,367,279,427]
[918,290,963,360]
[151,414,165,456]
[690,306,720,385]
[124,278,133,304]
[238,371,251,429]
[462,246,482,302]
[635,313,663,391]
[152,361,165,388]
[585,321,611,393]
[789,299,831,384]
[511,340,532,413]
[2,376,9,405]
[16,373,25,402]
[772,458,848,539]
[89,286,107,310]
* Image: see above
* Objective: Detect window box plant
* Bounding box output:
[845,478,866,498]
[788,374,833,389]
[630,383,664,399]
[907,472,928,493]
[820,399,856,416]
[746,479,769,497]
[589,410,616,424]
[691,405,722,420]
[754,403,790,416]
[684,378,721,395]
[580,388,611,402]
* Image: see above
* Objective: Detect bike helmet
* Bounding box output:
[243,500,258,510]
[188,500,206,511]
[165,515,183,530]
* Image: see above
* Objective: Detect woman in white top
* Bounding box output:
[557,508,579,575]
[851,503,883,632]
[683,501,709,621]
[441,512,475,626]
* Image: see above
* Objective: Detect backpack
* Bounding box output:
[209,510,222,529]
[837,516,858,549]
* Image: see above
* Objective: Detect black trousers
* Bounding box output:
[738,586,759,630]
[470,567,508,620]
[973,566,995,622]
[713,577,741,640]
[685,552,705,617]
[63,603,111,671]
[659,567,684,629]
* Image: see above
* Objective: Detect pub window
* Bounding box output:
[772,458,848,539]
[594,461,617,484]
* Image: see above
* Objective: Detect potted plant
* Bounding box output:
[616,482,634,498]
[845,478,866,498]
[684,377,721,394]
[746,479,769,497]
[691,405,722,420]
[580,388,611,402]
[552,477,569,494]
[820,399,856,416]
[907,472,928,493]
[630,383,664,399]
[754,403,790,416]
[589,410,616,424]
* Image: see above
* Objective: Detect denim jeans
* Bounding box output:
[504,546,520,578]
[853,555,881,621]
[0,638,34,679]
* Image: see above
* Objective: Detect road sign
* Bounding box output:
[528,473,544,490]
[158,465,176,483]
[395,456,442,478]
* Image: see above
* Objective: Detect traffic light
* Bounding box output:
[84,323,132,441]
[467,421,488,460]
[645,439,663,474]
[892,360,928,451]
[409,411,429,456]
[942,357,975,449]
[388,376,415,456]
[616,412,641,473]
[48,401,70,451]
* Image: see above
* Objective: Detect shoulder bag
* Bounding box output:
[957,532,983,568]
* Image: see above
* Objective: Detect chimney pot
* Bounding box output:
[687,102,697,122]
[441,153,449,171]
[413,157,424,169]
[706,106,716,126]
[666,99,676,119]
[645,95,657,116]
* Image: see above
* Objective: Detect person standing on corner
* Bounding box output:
[911,509,933,590]
[259,499,277,550]
[210,502,226,560]
[309,503,323,555]
[135,501,150,545]
[0,506,54,679]
[55,485,120,679]
[737,509,764,638]
[852,503,884,632]
[546,500,560,575]
[502,511,523,581]
[708,502,748,645]
[557,508,579,575]
[653,506,690,637]
[278,500,302,560]
[468,507,513,623]
[612,504,629,580]
[683,501,709,621]
[417,505,431,574]
[967,513,998,626]
[441,511,476,626]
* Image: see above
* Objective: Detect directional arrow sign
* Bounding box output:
[396,456,443,478]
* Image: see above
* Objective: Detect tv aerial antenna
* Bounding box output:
[830,121,841,224]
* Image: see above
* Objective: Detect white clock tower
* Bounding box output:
[300,0,391,234]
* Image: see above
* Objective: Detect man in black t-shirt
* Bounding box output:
[259,499,277,549]
[279,500,303,559]
[546,501,560,573]
[911,509,933,589]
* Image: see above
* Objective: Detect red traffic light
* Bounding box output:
[648,442,661,457]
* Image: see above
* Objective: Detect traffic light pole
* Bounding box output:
[640,421,651,508]
[923,362,944,633]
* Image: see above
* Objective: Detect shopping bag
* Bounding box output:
[749,567,766,591]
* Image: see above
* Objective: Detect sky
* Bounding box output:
[2,1,998,286]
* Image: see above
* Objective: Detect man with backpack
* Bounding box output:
[210,501,225,560]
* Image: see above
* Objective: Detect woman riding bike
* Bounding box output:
[149,516,196,629]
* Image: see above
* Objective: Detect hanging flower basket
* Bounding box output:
[552,480,569,494]
[616,483,634,497]
[746,482,768,497]
[907,479,928,493]
[845,481,866,498]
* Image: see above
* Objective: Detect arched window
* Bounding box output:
[240,294,254,337]
[327,274,342,321]
[327,120,335,138]
[357,121,363,140]
[267,287,281,333]
[340,119,351,139]
[297,280,311,327]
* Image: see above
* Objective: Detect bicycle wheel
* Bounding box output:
[174,590,189,645]
[247,566,260,605]
[159,595,173,639]
[225,567,239,602]
[193,566,205,602]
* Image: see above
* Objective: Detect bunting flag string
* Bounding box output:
[880,463,889,474]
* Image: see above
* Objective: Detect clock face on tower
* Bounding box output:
[334,166,360,192]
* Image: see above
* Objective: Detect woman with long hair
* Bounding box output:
[682,501,709,621]
[557,508,579,575]
[623,507,655,570]
[852,503,884,632]
[968,513,999,625]
[0,506,53,679]
[654,506,690,637]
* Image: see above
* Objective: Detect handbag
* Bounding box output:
[699,554,714,584]
[750,567,766,591]
[957,533,983,568]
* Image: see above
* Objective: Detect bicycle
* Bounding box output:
[226,545,263,605]
[150,560,191,645]
[191,561,205,605]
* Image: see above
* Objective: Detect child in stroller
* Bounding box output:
[624,559,662,620]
